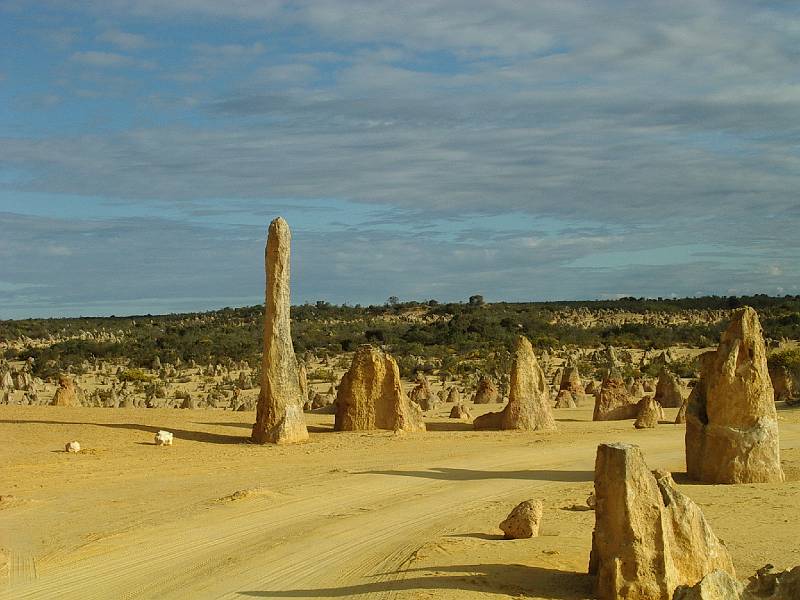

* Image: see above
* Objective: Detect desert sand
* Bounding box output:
[1,402,799,600]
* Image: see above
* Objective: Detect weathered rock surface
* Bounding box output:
[593,376,638,421]
[335,345,426,433]
[473,336,555,431]
[685,307,784,483]
[472,377,499,404]
[655,368,685,408]
[499,499,543,539]
[51,375,79,407]
[251,218,309,444]
[675,399,688,424]
[589,443,735,600]
[634,396,662,429]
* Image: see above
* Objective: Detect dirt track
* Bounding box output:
[1,405,799,599]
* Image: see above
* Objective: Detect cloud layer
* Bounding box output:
[1,1,798,317]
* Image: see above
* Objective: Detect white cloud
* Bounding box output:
[97,29,154,50]
[69,50,153,69]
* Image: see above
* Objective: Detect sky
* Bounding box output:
[1,1,799,319]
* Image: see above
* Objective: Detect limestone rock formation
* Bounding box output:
[655,368,685,408]
[335,345,426,433]
[449,404,472,420]
[675,399,688,424]
[685,307,784,484]
[592,376,638,421]
[472,377,499,404]
[674,565,800,600]
[473,336,555,431]
[445,387,461,404]
[672,570,744,600]
[589,443,735,600]
[410,378,438,411]
[769,366,796,403]
[251,218,309,444]
[559,366,583,395]
[554,389,577,408]
[51,375,79,407]
[499,499,543,539]
[298,362,309,405]
[634,396,661,429]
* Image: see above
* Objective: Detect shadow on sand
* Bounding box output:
[355,467,592,482]
[0,419,245,445]
[239,563,591,599]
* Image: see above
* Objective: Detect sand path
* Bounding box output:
[1,405,798,599]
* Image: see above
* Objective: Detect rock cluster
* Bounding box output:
[251,218,309,444]
[335,345,426,433]
[589,442,735,600]
[685,307,784,484]
[474,336,555,431]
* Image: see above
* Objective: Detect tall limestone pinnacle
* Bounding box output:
[473,335,556,431]
[251,217,309,444]
[685,306,784,483]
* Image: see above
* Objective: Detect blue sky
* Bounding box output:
[1,1,799,319]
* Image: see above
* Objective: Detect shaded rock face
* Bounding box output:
[655,368,685,408]
[473,336,555,431]
[410,377,438,411]
[634,396,662,429]
[589,443,735,600]
[674,565,800,600]
[672,570,744,600]
[251,218,309,445]
[335,345,426,433]
[499,499,543,539]
[675,399,688,424]
[769,366,796,403]
[686,307,784,484]
[51,375,79,407]
[554,389,577,408]
[472,377,499,404]
[592,377,638,421]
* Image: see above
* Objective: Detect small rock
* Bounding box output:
[65,441,81,453]
[154,430,173,446]
[499,499,543,539]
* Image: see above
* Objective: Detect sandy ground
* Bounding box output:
[1,403,799,600]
